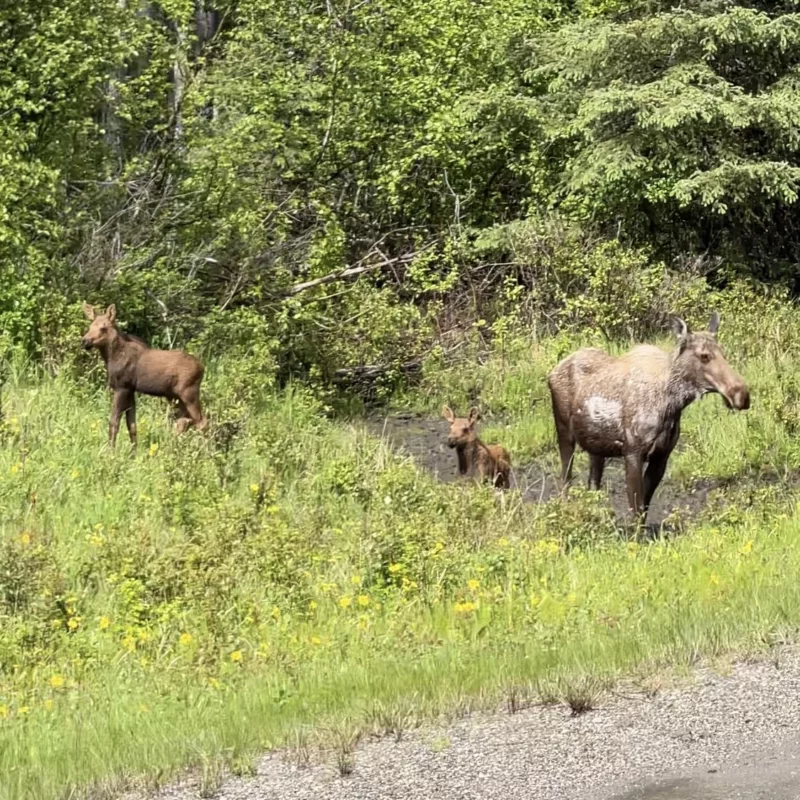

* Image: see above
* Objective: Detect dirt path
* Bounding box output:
[139,646,800,800]
[364,413,716,528]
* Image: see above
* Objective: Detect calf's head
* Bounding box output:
[672,312,750,411]
[442,406,479,448]
[81,303,118,351]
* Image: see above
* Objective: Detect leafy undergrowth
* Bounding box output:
[3,329,800,799]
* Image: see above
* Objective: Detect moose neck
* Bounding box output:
[455,439,483,475]
[666,351,703,416]
[98,331,126,366]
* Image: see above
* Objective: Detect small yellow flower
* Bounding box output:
[271,606,280,620]
[0,705,8,719]
[266,504,280,515]
[310,635,322,645]
[710,572,720,586]
[17,706,29,716]
[70,469,80,480]
[338,595,352,609]
[122,635,136,651]
[388,563,403,574]
[148,442,158,456]
[98,616,111,630]
[19,532,31,547]
[230,650,243,663]
[454,601,477,615]
[50,674,65,689]
[357,594,370,607]
[44,699,54,711]
[208,677,221,689]
[67,617,80,631]
[350,575,362,586]
[308,600,318,611]
[431,541,444,556]
[740,539,754,556]
[249,483,260,494]
[139,703,150,713]
[179,632,193,646]
[9,464,20,475]
[498,537,509,548]
[467,579,480,592]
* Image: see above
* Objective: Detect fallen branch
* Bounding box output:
[284,245,432,297]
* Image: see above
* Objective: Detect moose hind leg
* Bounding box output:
[588,454,605,490]
[176,385,207,433]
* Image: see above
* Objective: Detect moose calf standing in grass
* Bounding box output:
[82,303,207,447]
[548,313,750,523]
[442,406,511,488]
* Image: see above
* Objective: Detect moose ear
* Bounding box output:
[671,315,689,349]
[105,304,117,323]
[707,311,720,336]
[468,407,480,424]
[82,302,96,321]
[442,405,455,423]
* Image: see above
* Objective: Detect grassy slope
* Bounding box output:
[2,329,800,799]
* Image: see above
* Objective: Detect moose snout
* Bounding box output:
[446,437,458,449]
[81,336,93,350]
[723,384,750,411]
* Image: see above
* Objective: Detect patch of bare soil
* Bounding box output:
[363,413,756,530]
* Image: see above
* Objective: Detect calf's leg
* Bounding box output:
[109,390,133,448]
[125,395,137,447]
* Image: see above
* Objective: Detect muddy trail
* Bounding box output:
[363,413,787,530]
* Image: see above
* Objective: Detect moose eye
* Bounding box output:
[700,352,711,364]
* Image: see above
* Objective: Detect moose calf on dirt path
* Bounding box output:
[547,313,749,523]
[442,406,511,489]
[82,303,208,447]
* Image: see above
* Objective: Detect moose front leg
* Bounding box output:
[624,453,646,521]
[643,452,669,511]
[588,454,606,490]
[109,390,133,448]
[125,394,137,447]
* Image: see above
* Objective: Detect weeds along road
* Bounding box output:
[138,647,800,800]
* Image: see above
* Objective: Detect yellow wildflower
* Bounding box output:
[740,539,754,556]
[99,616,111,631]
[454,601,477,615]
[122,635,136,651]
[50,675,65,689]
[266,504,280,515]
[44,699,54,712]
[338,595,353,609]
[17,706,29,716]
[710,572,720,586]
[357,594,370,607]
[148,442,158,457]
[467,579,480,592]
[0,705,8,719]
[19,532,31,547]
[70,469,80,480]
[310,635,322,645]
[67,617,80,631]
[179,632,193,646]
[388,563,403,574]
[230,650,243,663]
[308,600,318,611]
[9,464,20,475]
[249,483,260,494]
[271,606,280,620]
[498,537,509,548]
[350,574,362,586]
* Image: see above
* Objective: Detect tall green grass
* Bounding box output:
[2,328,800,799]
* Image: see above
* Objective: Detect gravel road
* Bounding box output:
[138,645,800,800]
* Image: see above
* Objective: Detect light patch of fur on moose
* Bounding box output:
[584,396,623,428]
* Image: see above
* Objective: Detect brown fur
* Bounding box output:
[81,303,208,447]
[547,313,750,521]
[442,406,511,489]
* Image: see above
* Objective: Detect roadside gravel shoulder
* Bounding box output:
[133,646,800,800]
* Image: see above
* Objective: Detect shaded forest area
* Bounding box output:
[4,0,800,389]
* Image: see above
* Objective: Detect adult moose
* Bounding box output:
[81,303,208,447]
[547,313,749,523]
